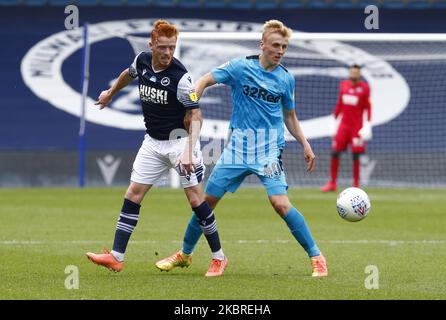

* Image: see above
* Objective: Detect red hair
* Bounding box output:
[151,20,179,43]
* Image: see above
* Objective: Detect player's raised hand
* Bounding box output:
[95,90,113,110]
[303,143,316,173]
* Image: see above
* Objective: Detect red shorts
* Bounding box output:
[332,126,366,153]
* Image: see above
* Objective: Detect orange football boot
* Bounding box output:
[311,253,328,277]
[155,251,192,272]
[85,248,123,273]
[205,257,228,277]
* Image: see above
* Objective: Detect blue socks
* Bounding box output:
[181,205,320,258]
[282,207,320,257]
[112,198,140,259]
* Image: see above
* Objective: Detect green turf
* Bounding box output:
[0,187,445,299]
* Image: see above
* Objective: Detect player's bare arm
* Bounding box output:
[195,72,217,99]
[283,108,315,172]
[180,108,203,175]
[95,68,134,109]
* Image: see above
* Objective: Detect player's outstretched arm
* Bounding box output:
[283,109,316,172]
[95,68,135,110]
[195,72,217,99]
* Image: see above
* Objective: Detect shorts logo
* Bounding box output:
[263,161,283,178]
[161,77,170,86]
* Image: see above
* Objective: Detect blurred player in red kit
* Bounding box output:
[321,64,372,192]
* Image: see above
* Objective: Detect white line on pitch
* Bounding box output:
[0,239,445,245]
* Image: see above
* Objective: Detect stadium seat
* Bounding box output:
[332,0,356,8]
[152,0,177,6]
[0,0,21,4]
[407,0,430,8]
[126,0,150,5]
[204,0,228,7]
[100,0,125,5]
[433,0,446,8]
[49,0,98,5]
[227,0,253,8]
[255,0,279,9]
[76,0,99,5]
[356,0,380,7]
[279,0,306,8]
[47,0,72,5]
[178,0,202,7]
[25,0,48,5]
[307,0,329,8]
[381,0,407,8]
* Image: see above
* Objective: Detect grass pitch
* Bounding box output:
[0,187,445,300]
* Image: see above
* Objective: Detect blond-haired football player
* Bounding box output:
[156,20,327,277]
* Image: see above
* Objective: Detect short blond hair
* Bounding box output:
[262,20,292,40]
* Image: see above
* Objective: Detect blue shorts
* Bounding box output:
[205,153,288,198]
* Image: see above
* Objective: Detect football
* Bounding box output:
[336,187,371,222]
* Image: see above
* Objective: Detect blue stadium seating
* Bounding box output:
[0,0,21,4]
[25,0,48,5]
[227,0,253,8]
[408,0,430,8]
[47,0,72,5]
[381,0,407,8]
[431,0,446,8]
[77,0,99,5]
[151,0,176,6]
[126,0,150,5]
[280,0,306,8]
[177,0,202,7]
[307,0,329,8]
[100,0,125,5]
[203,0,228,7]
[47,0,100,5]
[255,0,279,9]
[0,0,442,9]
[356,0,380,7]
[332,0,358,8]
